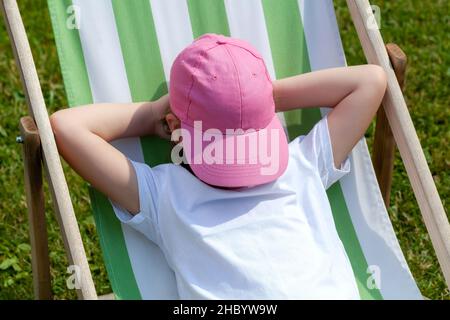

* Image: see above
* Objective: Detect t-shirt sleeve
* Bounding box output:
[109,159,161,245]
[296,114,351,190]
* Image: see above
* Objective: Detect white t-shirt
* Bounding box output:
[111,115,360,299]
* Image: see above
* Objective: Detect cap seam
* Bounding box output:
[186,51,206,121]
[186,43,223,121]
[223,45,243,128]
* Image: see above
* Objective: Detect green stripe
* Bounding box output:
[111,0,171,165]
[111,0,166,102]
[47,0,141,299]
[327,184,384,300]
[261,0,382,300]
[261,0,315,139]
[47,0,92,106]
[187,0,230,38]
[89,188,141,299]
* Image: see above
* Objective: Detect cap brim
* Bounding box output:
[179,115,289,188]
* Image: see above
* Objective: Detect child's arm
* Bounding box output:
[272,65,387,168]
[50,94,171,214]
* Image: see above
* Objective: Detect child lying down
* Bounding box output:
[50,33,387,299]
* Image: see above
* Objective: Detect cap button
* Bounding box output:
[216,40,227,45]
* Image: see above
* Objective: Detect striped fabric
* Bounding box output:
[47,0,421,299]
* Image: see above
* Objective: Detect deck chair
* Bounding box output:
[2,0,449,300]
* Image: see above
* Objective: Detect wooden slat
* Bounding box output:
[98,293,116,300]
[19,116,52,300]
[347,0,450,288]
[0,0,97,299]
[372,43,407,208]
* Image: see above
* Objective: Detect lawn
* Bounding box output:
[0,0,448,299]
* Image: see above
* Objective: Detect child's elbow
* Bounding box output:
[50,110,63,136]
[50,109,73,144]
[366,64,388,96]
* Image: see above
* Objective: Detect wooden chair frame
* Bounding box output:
[1,0,449,299]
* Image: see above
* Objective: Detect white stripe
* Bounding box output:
[75,0,177,299]
[341,140,422,299]
[298,0,421,299]
[224,0,277,80]
[73,0,143,162]
[149,0,194,85]
[73,0,132,103]
[223,0,287,132]
[297,0,346,71]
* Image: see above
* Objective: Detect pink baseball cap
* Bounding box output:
[169,33,288,188]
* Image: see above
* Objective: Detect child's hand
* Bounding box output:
[150,94,172,140]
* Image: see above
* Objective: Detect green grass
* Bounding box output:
[0,0,448,299]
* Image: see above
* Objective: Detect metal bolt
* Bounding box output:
[16,135,24,144]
